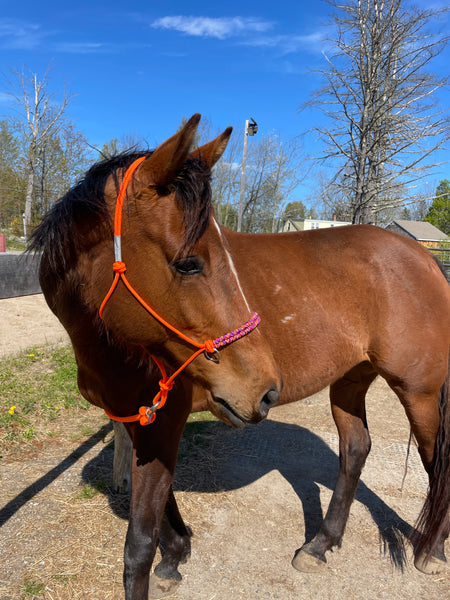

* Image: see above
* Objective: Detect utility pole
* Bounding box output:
[237,118,258,232]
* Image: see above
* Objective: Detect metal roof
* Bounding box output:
[390,220,449,241]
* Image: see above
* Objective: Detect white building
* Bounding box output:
[278,217,352,232]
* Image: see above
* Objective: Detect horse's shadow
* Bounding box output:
[81,419,413,569]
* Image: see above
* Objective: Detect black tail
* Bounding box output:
[411,351,450,561]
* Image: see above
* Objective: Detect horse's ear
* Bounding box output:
[138,113,201,186]
[191,127,233,168]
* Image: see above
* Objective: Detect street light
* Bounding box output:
[237,118,258,232]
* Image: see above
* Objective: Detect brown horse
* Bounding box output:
[31,115,449,600]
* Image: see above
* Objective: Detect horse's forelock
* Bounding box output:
[173,157,213,255]
[29,151,212,271]
[94,152,213,254]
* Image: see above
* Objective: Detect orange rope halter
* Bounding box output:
[99,157,261,425]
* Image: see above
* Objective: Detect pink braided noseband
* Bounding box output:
[212,312,261,349]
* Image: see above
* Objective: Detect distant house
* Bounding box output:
[278,216,352,233]
[386,220,449,248]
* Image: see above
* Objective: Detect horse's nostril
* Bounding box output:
[259,388,280,418]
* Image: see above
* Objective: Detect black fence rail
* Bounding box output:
[0,253,41,299]
[428,247,450,282]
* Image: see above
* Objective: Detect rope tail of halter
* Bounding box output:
[99,157,261,425]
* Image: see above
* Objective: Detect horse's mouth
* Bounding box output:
[213,396,248,429]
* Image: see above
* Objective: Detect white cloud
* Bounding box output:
[241,30,328,55]
[0,18,43,50]
[0,92,13,104]
[152,16,273,40]
[55,42,107,54]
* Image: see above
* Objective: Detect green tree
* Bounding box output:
[283,201,307,221]
[100,138,121,159]
[99,132,146,159]
[0,120,26,230]
[425,180,450,235]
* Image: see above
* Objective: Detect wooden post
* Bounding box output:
[112,421,133,493]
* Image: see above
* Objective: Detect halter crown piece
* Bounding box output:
[99,157,261,425]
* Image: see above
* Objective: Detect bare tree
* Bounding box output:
[241,133,304,233]
[303,0,450,224]
[6,67,72,236]
[36,122,91,216]
[210,133,242,229]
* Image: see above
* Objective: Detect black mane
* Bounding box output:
[29,150,213,272]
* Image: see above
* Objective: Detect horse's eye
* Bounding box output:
[173,257,204,276]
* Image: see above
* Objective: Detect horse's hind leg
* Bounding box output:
[148,487,193,598]
[389,380,448,574]
[293,362,377,572]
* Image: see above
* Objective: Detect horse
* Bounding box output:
[30,114,449,600]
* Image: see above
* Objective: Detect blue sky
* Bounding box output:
[0,0,449,197]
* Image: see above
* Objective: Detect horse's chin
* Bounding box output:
[209,396,262,429]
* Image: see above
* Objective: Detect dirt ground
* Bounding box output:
[0,295,68,357]
[0,295,448,599]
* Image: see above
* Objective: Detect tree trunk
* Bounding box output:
[24,168,34,238]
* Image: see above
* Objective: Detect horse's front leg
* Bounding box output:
[148,487,193,598]
[123,393,191,600]
[293,364,376,571]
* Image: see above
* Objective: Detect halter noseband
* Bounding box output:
[99,157,261,425]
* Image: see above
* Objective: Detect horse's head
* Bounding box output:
[93,115,282,426]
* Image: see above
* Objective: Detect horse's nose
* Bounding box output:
[258,388,280,419]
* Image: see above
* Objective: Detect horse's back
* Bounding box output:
[226,225,450,402]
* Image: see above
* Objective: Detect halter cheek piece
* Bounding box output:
[99,157,261,425]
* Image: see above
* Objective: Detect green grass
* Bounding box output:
[75,478,108,500]
[0,228,26,252]
[0,345,89,452]
[22,579,44,596]
[0,342,217,457]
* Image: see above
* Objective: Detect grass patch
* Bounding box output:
[22,578,44,596]
[1,342,217,460]
[0,345,89,454]
[75,478,108,500]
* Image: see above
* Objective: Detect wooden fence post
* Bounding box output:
[112,421,133,493]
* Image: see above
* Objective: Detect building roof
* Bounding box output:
[390,220,449,242]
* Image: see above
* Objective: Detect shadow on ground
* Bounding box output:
[79,418,412,569]
[1,418,411,570]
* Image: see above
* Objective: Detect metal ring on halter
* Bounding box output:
[146,401,162,417]
[204,348,221,363]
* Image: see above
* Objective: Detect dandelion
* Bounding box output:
[28,353,35,358]
[8,406,16,415]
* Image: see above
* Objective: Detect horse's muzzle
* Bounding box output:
[213,387,280,428]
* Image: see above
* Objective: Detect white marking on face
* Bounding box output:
[274,284,282,294]
[281,313,296,324]
[213,219,252,314]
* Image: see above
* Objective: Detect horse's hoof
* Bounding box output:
[292,547,326,573]
[148,573,181,599]
[414,553,447,575]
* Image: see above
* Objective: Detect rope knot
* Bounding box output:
[159,379,174,393]
[113,261,127,273]
[204,339,216,354]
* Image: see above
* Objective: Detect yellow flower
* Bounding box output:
[29,353,35,358]
[8,406,16,415]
